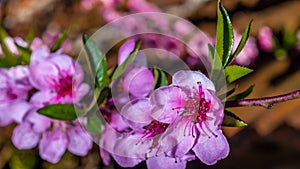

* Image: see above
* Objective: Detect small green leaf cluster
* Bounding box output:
[213,0,255,127]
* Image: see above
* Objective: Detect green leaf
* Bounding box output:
[226,20,253,66]
[227,85,254,101]
[97,87,110,105]
[215,0,234,66]
[37,104,78,121]
[87,113,102,134]
[25,28,35,43]
[111,41,141,81]
[16,43,31,64]
[0,27,17,67]
[222,110,247,127]
[225,65,253,83]
[83,34,109,90]
[154,68,168,89]
[219,85,238,100]
[51,30,68,52]
[208,44,225,91]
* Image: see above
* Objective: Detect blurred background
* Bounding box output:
[1,0,300,168]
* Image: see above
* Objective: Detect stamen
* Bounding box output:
[191,125,196,138]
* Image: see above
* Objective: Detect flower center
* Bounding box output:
[196,97,211,124]
[54,73,73,97]
[181,82,211,124]
[195,83,211,124]
[143,120,169,138]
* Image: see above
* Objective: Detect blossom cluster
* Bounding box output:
[0,36,92,163]
[98,40,229,169]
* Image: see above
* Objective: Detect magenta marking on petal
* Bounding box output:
[143,120,169,138]
[52,72,73,98]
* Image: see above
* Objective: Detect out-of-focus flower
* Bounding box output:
[258,26,274,52]
[29,49,89,104]
[112,40,154,109]
[0,66,33,126]
[186,32,213,68]
[233,31,258,66]
[30,38,50,52]
[11,49,92,163]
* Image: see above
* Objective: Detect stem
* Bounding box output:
[225,89,300,109]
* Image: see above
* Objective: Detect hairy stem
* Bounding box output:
[225,89,300,109]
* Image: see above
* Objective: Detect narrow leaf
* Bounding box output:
[219,85,238,100]
[50,30,68,52]
[226,20,253,66]
[97,87,110,105]
[83,34,109,89]
[215,0,234,66]
[87,113,102,134]
[225,65,253,83]
[154,68,168,89]
[37,104,78,121]
[16,43,31,64]
[208,44,225,91]
[111,41,141,81]
[0,27,17,67]
[222,110,247,127]
[227,85,254,101]
[25,28,35,43]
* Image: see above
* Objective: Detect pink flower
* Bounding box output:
[101,70,228,168]
[11,49,92,163]
[39,128,68,163]
[101,98,193,169]
[112,40,154,109]
[0,66,32,126]
[150,70,229,165]
[258,26,274,52]
[12,114,93,163]
[186,32,213,68]
[233,31,258,66]
[29,49,89,104]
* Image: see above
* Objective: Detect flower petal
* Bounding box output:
[100,148,111,166]
[39,129,68,163]
[113,132,152,159]
[26,111,52,133]
[120,98,153,129]
[0,104,14,126]
[30,49,50,64]
[146,154,186,169]
[172,70,215,92]
[192,130,229,165]
[109,112,130,131]
[150,86,185,123]
[73,83,90,103]
[67,126,93,156]
[29,61,59,90]
[123,67,154,98]
[160,118,195,157]
[12,123,40,149]
[9,101,32,123]
[118,39,135,65]
[112,154,143,168]
[49,54,75,73]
